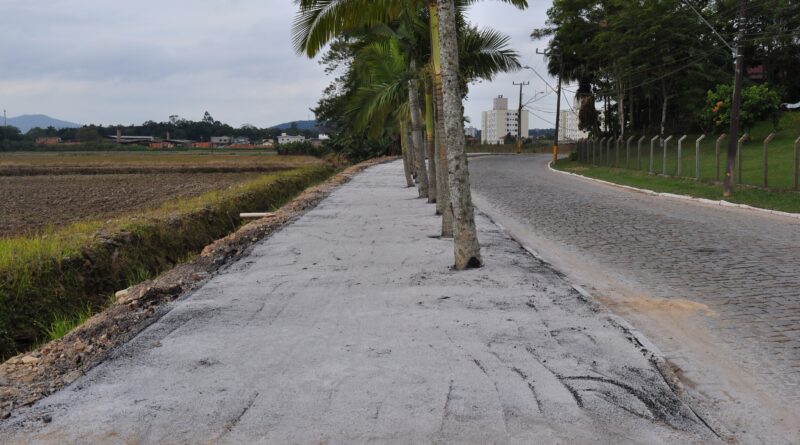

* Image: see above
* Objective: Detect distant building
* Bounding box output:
[35,137,61,145]
[318,134,330,141]
[108,135,156,145]
[558,97,588,143]
[481,95,528,145]
[149,141,176,149]
[464,126,478,138]
[210,136,232,147]
[259,139,275,148]
[233,136,250,145]
[277,133,306,144]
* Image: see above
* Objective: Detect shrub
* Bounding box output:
[276,141,331,157]
[703,83,782,133]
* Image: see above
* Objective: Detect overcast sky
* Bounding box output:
[0,0,563,129]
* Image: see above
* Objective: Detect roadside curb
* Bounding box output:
[548,161,800,221]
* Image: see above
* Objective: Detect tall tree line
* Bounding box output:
[533,0,800,138]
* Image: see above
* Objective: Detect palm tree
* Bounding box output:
[293,0,525,269]
[436,0,479,268]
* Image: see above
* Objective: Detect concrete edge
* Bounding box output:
[547,161,800,221]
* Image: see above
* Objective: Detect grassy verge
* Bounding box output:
[0,165,335,359]
[577,113,800,189]
[553,160,800,214]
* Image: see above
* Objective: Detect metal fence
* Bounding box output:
[573,134,800,191]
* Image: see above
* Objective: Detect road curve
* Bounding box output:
[470,154,800,443]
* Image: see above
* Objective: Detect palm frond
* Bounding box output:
[459,26,521,81]
[292,0,404,57]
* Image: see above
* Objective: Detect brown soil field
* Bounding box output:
[0,172,269,237]
[0,152,327,237]
[0,152,322,176]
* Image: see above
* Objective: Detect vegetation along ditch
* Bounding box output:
[0,164,335,359]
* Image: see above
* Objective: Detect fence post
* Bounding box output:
[662,135,673,175]
[715,133,726,181]
[583,139,587,162]
[695,134,706,180]
[677,135,688,176]
[794,136,800,191]
[598,137,606,166]
[606,137,612,166]
[737,133,748,185]
[649,135,659,174]
[592,138,597,165]
[763,132,775,188]
[614,137,621,167]
[637,135,646,170]
[626,136,634,169]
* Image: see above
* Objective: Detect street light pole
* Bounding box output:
[3,109,7,152]
[723,0,747,197]
[535,49,564,164]
[512,81,529,154]
[553,68,562,164]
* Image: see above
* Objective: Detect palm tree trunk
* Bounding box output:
[400,121,414,187]
[409,73,429,198]
[425,83,437,204]
[437,0,481,269]
[429,0,453,235]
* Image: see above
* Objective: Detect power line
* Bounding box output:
[680,0,734,51]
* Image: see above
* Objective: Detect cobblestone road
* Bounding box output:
[470,154,800,442]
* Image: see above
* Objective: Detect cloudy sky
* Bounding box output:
[0,0,564,129]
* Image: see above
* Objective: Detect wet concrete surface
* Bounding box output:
[0,161,716,444]
[470,154,800,444]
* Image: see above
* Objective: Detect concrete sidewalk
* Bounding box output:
[0,161,718,444]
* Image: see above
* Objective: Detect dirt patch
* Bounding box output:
[0,173,268,237]
[0,153,319,170]
[595,294,718,318]
[0,156,396,420]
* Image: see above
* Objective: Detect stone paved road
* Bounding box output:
[470,154,800,443]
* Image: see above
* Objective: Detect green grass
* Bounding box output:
[45,305,95,341]
[0,165,335,359]
[575,113,800,190]
[554,160,800,214]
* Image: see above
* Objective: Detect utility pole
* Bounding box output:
[512,81,529,154]
[536,48,563,164]
[723,0,747,197]
[2,109,6,151]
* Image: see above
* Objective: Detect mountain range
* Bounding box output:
[3,114,81,133]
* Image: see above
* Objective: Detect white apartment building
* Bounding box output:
[558,97,589,142]
[481,95,529,145]
[464,126,478,138]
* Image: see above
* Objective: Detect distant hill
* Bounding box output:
[270,120,319,131]
[5,114,81,133]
